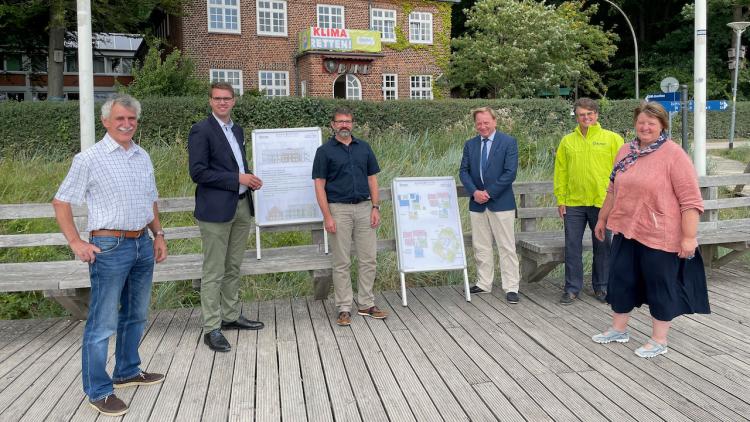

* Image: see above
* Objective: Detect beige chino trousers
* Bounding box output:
[470,209,521,293]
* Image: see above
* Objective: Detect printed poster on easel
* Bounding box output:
[251,127,325,259]
[391,177,470,306]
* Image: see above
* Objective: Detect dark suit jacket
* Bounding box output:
[459,131,518,212]
[188,114,254,222]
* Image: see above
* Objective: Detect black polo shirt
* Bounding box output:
[312,136,380,203]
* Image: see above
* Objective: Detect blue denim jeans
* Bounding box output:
[563,206,610,295]
[82,232,154,402]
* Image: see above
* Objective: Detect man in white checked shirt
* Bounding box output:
[52,94,168,417]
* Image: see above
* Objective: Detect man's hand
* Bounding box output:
[71,238,101,263]
[371,208,380,228]
[678,236,698,259]
[154,236,168,263]
[558,205,566,218]
[239,173,263,190]
[324,216,336,233]
[473,190,490,204]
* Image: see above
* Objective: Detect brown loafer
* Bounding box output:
[357,306,387,319]
[337,312,351,326]
[89,394,128,416]
[114,371,165,388]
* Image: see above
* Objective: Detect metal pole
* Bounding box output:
[681,84,689,153]
[694,0,707,176]
[602,0,639,99]
[76,0,95,151]
[728,23,749,150]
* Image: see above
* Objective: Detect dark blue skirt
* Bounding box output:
[607,234,710,321]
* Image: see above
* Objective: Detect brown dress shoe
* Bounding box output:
[89,394,128,416]
[357,306,387,319]
[114,371,165,388]
[337,312,351,326]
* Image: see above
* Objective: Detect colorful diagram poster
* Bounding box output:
[251,127,323,227]
[392,177,468,272]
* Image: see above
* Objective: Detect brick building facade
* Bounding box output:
[170,0,457,101]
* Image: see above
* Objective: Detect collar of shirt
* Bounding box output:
[213,113,233,131]
[329,135,359,146]
[481,131,496,142]
[102,133,140,157]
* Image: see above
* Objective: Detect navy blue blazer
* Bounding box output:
[188,115,254,222]
[459,131,518,212]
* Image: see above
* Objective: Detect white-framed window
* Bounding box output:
[317,4,344,29]
[257,0,287,36]
[382,74,398,100]
[207,0,240,34]
[259,71,289,97]
[211,69,244,95]
[346,74,361,100]
[410,75,432,100]
[371,8,396,42]
[409,12,432,44]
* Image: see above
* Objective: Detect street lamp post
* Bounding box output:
[601,0,639,99]
[727,21,749,150]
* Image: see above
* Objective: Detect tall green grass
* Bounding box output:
[0,123,563,319]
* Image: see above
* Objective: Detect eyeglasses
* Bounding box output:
[333,120,353,124]
[576,111,597,118]
[211,97,234,102]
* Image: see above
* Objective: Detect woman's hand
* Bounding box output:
[594,219,607,241]
[678,236,698,259]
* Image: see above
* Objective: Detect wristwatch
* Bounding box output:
[154,230,165,238]
[372,205,380,210]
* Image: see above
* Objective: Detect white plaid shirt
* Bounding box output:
[55,134,158,231]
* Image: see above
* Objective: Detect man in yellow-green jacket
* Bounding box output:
[554,98,623,305]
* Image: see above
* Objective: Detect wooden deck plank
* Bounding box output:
[305,299,361,421]
[471,382,526,422]
[323,299,390,421]
[522,283,746,421]
[18,343,81,422]
[275,299,307,422]
[228,301,260,422]
[174,312,215,422]
[254,301,281,421]
[382,291,497,422]
[149,308,202,422]
[289,298,333,422]
[124,308,192,422]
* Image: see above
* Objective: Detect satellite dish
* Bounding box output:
[660,77,679,93]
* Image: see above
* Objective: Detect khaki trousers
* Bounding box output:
[198,197,252,331]
[329,202,377,312]
[470,209,521,293]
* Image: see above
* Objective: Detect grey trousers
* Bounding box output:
[563,206,610,295]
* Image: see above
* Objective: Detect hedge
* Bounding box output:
[1,97,748,157]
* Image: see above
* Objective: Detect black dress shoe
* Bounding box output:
[469,285,488,294]
[221,315,264,330]
[204,329,231,352]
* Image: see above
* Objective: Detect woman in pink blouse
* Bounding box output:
[591,102,710,358]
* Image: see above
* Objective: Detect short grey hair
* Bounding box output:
[101,93,141,119]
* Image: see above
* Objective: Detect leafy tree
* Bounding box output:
[449,0,617,98]
[123,43,207,97]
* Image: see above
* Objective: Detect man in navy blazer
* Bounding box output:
[188,82,264,353]
[459,106,522,304]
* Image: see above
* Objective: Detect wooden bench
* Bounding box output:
[514,173,750,283]
[3,175,748,319]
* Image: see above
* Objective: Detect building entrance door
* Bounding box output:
[332,74,361,100]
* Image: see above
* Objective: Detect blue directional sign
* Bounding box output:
[645,92,681,102]
[656,101,681,112]
[688,100,729,112]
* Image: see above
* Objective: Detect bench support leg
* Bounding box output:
[44,288,90,320]
[520,256,561,284]
[311,269,332,300]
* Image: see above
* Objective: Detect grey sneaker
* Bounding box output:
[560,292,577,305]
[594,290,607,303]
[592,328,629,344]
[635,339,668,358]
[506,291,520,304]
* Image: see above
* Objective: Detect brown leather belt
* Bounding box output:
[90,229,145,239]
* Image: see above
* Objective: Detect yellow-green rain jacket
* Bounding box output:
[553,122,624,208]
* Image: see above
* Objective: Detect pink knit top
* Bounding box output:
[606,140,704,253]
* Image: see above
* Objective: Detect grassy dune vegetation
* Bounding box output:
[0,120,606,319]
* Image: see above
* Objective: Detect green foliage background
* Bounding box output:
[2,97,749,157]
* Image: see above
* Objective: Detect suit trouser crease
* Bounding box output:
[563,206,610,295]
[329,202,377,312]
[470,209,520,293]
[198,197,252,331]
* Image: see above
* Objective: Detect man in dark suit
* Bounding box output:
[188,82,264,352]
[459,106,522,304]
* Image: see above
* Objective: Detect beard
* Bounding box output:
[336,128,351,138]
